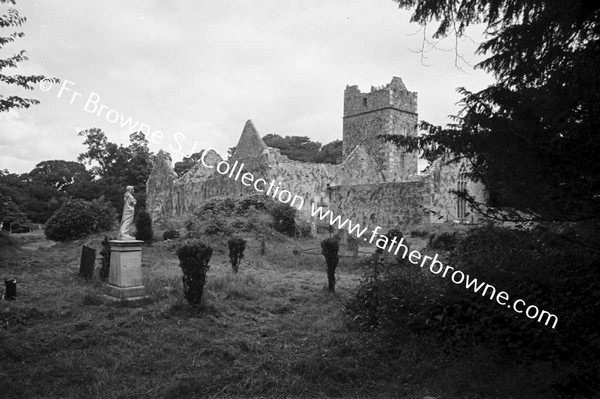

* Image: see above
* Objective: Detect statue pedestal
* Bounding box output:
[104,240,148,301]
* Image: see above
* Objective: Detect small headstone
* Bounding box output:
[4,278,16,300]
[80,245,96,280]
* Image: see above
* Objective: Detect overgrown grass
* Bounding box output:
[0,226,571,398]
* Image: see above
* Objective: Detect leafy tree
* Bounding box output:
[263,135,342,164]
[0,0,58,112]
[76,128,154,210]
[315,139,343,164]
[386,0,600,223]
[263,134,321,163]
[27,160,91,191]
[0,193,28,228]
[0,167,69,223]
[174,150,205,177]
[44,197,117,242]
[0,169,26,204]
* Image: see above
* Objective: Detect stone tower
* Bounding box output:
[342,77,418,181]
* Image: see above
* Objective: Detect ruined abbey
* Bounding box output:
[146,77,487,230]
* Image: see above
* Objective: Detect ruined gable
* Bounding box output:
[330,145,386,186]
[231,120,268,160]
[146,150,177,223]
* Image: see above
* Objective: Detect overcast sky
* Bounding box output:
[0,0,494,174]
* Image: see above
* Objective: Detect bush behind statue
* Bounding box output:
[44,198,117,242]
[135,209,154,242]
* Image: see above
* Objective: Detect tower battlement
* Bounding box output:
[342,77,419,181]
[344,76,417,117]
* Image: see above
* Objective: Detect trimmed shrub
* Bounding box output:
[162,229,181,240]
[228,236,246,273]
[135,210,154,242]
[427,231,460,251]
[269,202,297,236]
[99,236,111,281]
[44,198,116,242]
[321,237,339,292]
[176,240,213,306]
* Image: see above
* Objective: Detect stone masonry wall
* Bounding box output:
[327,181,431,231]
[426,157,488,223]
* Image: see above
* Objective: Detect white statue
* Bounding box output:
[118,186,137,240]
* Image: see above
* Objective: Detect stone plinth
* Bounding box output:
[104,240,147,301]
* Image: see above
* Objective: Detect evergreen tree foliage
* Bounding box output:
[387,0,600,223]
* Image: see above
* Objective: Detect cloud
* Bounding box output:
[1,0,495,173]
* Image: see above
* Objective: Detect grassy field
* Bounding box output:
[0,228,555,398]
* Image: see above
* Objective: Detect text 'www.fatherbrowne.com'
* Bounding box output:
[309,203,559,329]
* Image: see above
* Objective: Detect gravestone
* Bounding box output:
[80,245,96,280]
[4,279,16,300]
[347,235,359,257]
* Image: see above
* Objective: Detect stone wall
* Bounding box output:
[426,157,488,223]
[327,181,431,231]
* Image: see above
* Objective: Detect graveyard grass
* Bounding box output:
[0,229,549,398]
